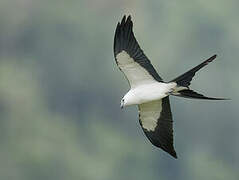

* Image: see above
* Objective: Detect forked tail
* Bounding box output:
[170,55,229,100]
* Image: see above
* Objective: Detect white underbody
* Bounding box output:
[115,50,179,131]
[115,51,179,106]
[123,82,177,106]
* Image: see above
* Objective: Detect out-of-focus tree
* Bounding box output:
[0,0,238,180]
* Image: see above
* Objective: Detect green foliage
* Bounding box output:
[0,0,238,180]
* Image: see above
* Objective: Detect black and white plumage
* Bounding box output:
[113,15,227,159]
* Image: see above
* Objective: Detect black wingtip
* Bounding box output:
[113,15,164,82]
[125,15,132,24]
[122,15,126,24]
[114,15,134,57]
[160,146,177,159]
[165,146,178,159]
[170,150,178,159]
[119,15,132,25]
[127,15,132,21]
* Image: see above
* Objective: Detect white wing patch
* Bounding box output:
[116,51,157,88]
[139,100,162,131]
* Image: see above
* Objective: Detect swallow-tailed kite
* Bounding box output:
[113,15,227,158]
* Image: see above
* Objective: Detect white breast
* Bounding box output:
[125,82,176,105]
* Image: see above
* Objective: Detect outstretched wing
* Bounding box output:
[114,15,163,88]
[138,97,177,158]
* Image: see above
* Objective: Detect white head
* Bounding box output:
[120,98,125,109]
[120,91,137,109]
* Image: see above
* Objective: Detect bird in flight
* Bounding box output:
[113,15,227,159]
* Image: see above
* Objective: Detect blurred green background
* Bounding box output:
[0,0,238,179]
